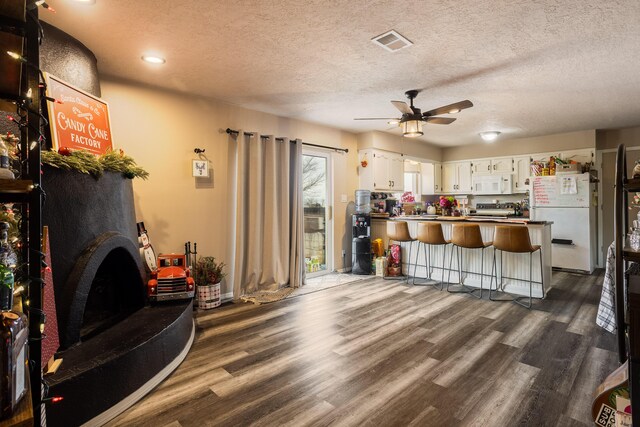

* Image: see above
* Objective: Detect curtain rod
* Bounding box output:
[225,128,349,153]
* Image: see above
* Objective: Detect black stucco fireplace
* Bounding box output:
[42,168,194,427]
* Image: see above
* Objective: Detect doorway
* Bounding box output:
[302,150,332,277]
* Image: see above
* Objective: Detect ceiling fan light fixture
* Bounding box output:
[387,119,400,125]
[448,108,460,114]
[402,120,423,138]
[480,131,501,142]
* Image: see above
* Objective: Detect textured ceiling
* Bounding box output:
[42,0,640,146]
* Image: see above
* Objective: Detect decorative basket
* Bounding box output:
[197,282,221,310]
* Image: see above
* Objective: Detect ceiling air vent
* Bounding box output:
[371,30,413,52]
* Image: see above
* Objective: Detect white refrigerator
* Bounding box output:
[530,173,596,273]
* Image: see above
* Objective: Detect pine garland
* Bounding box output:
[42,149,149,180]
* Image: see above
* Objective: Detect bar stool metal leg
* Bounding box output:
[489,248,511,302]
[514,251,534,309]
[446,245,480,297]
[405,240,413,284]
[412,242,442,289]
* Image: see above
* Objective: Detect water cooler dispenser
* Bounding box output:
[352,190,372,275]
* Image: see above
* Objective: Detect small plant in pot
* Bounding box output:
[195,256,226,309]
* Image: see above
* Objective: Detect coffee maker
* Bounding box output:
[385,198,398,216]
[352,190,372,274]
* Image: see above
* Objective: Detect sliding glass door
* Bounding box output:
[302,150,332,277]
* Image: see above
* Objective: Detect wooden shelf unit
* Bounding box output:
[614,144,640,427]
[0,1,44,425]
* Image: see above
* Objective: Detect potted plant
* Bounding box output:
[439,196,457,216]
[195,256,226,310]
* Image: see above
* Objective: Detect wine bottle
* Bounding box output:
[0,135,14,180]
[0,310,28,418]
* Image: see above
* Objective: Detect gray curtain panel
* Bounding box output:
[227,131,304,298]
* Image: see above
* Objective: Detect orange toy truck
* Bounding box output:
[147,253,195,302]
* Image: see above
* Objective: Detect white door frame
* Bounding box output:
[303,149,334,277]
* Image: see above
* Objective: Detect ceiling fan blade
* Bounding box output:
[423,100,473,117]
[391,100,413,115]
[425,117,456,125]
[354,117,401,120]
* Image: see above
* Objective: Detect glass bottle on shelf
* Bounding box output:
[0,135,15,180]
[0,222,16,311]
[0,309,28,418]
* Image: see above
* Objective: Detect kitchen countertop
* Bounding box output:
[371,214,551,225]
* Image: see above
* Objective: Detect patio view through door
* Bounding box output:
[302,150,332,277]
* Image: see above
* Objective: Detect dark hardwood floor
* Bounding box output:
[107,270,618,427]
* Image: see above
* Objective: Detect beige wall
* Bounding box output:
[356,131,442,161]
[101,78,358,294]
[597,126,640,264]
[443,130,596,162]
[597,126,640,150]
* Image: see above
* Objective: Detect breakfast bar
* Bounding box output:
[371,216,552,298]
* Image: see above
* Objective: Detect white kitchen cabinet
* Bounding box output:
[442,161,472,194]
[388,154,405,190]
[441,163,456,193]
[560,148,595,168]
[472,159,492,175]
[472,158,513,175]
[456,162,472,193]
[513,155,532,193]
[530,152,560,163]
[492,158,513,174]
[420,162,441,194]
[358,149,404,191]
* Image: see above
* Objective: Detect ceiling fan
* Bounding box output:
[354,90,473,138]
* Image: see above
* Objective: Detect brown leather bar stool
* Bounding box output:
[412,222,450,290]
[386,221,416,282]
[447,223,492,298]
[490,225,544,309]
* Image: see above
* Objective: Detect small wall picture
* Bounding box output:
[192,159,209,178]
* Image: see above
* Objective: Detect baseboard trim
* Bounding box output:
[80,320,195,427]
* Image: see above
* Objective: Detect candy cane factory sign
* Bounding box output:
[44,74,113,155]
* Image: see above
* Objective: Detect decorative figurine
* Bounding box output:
[633,160,640,178]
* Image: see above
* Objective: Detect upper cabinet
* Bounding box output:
[492,158,514,174]
[560,148,595,167]
[472,159,492,175]
[472,158,513,175]
[442,161,472,194]
[420,162,441,194]
[513,155,532,193]
[358,149,404,191]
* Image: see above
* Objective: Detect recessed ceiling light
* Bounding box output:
[479,131,501,142]
[141,55,166,64]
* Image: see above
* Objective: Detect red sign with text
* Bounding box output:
[45,74,113,155]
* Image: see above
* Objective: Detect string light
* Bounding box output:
[44,96,63,104]
[6,51,26,63]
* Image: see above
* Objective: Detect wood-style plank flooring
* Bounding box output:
[107,271,618,427]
